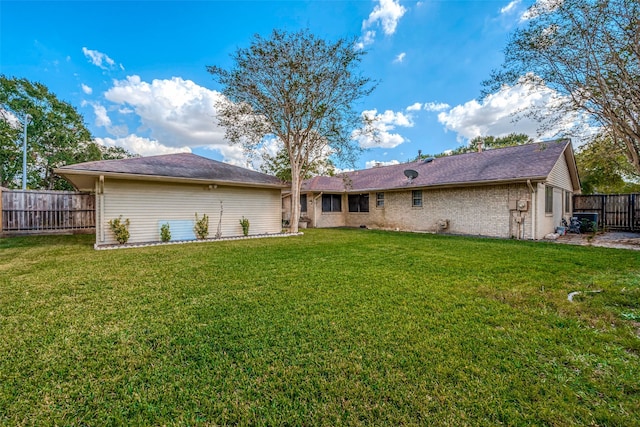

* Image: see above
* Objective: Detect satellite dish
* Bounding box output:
[404,169,419,180]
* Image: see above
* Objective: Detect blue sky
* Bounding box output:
[1,0,587,170]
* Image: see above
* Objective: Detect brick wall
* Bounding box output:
[306,184,538,239]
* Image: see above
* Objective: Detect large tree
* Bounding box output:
[484,0,640,173]
[0,76,133,190]
[207,29,376,232]
[575,135,640,194]
[0,115,22,188]
[447,133,533,156]
[260,147,336,182]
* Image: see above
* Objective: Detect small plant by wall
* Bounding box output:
[160,223,171,242]
[239,216,250,236]
[108,216,130,244]
[194,213,209,239]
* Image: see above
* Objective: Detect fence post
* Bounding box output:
[0,187,3,234]
[632,194,637,232]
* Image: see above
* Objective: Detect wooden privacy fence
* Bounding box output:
[573,194,640,232]
[1,189,95,235]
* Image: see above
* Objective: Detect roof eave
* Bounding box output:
[302,177,550,193]
[54,169,288,190]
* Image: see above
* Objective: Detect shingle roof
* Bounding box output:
[303,140,574,192]
[56,152,285,188]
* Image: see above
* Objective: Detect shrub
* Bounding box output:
[108,216,130,244]
[239,216,250,236]
[580,218,598,233]
[160,223,171,242]
[194,213,209,239]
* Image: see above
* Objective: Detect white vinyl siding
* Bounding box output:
[98,179,281,245]
[547,155,574,191]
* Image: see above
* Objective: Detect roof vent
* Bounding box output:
[423,157,435,163]
[404,169,419,181]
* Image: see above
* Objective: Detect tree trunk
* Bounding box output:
[289,163,301,233]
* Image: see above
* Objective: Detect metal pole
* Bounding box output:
[22,113,28,190]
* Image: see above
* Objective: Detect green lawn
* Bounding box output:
[1,229,639,426]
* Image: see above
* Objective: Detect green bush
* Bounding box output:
[580,218,598,233]
[108,216,130,244]
[160,223,171,242]
[239,216,250,236]
[194,213,209,239]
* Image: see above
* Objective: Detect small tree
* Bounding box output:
[194,213,209,239]
[160,223,171,242]
[108,216,130,245]
[208,29,376,233]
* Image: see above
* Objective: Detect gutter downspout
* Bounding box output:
[98,175,105,243]
[527,179,536,240]
[313,192,323,228]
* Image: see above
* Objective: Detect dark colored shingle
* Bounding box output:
[303,140,571,192]
[58,153,285,187]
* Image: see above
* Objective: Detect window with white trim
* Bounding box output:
[545,185,553,214]
[412,190,422,207]
[348,194,369,213]
[321,194,342,212]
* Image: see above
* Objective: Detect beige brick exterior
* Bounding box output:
[307,184,534,239]
[288,142,580,240]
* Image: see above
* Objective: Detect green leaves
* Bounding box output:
[575,135,640,194]
[207,29,376,232]
[0,76,133,190]
[485,0,640,174]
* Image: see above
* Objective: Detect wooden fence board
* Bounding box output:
[573,194,639,231]
[1,189,95,235]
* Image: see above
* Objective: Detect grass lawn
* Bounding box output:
[1,229,639,426]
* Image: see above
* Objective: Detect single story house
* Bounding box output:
[55,153,287,247]
[285,139,580,240]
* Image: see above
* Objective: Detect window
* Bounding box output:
[348,194,369,212]
[564,191,571,214]
[300,194,307,213]
[322,194,342,212]
[412,190,422,207]
[545,185,553,214]
[376,192,384,208]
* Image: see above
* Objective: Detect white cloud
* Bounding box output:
[356,30,377,49]
[357,0,406,48]
[423,102,450,112]
[363,0,407,35]
[95,135,191,157]
[82,101,128,137]
[500,0,521,14]
[437,79,598,142]
[365,159,400,168]
[0,108,22,128]
[81,84,93,95]
[393,52,406,63]
[405,102,450,113]
[520,0,563,22]
[104,75,227,149]
[82,47,118,70]
[90,103,111,128]
[356,109,414,149]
